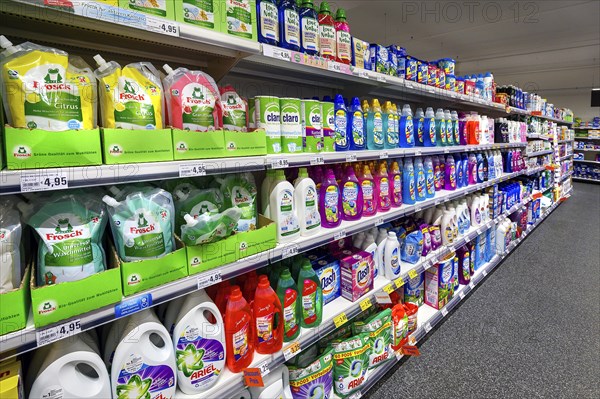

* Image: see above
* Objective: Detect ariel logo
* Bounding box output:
[55,218,73,233]
[192,87,204,100]
[137,213,148,228]
[116,374,151,399]
[44,68,63,84]
[350,360,363,377]
[176,344,205,377]
[123,80,136,95]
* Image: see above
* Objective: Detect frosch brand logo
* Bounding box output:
[12,145,32,158]
[38,299,58,315]
[109,144,124,156]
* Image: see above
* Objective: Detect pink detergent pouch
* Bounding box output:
[162,64,222,131]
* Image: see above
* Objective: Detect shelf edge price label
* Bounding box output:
[383,284,395,294]
[424,323,432,333]
[441,308,448,317]
[179,163,207,177]
[333,312,349,328]
[281,243,299,260]
[359,297,372,311]
[333,229,347,241]
[380,151,389,159]
[459,290,465,299]
[310,155,325,165]
[270,158,289,169]
[21,170,69,193]
[374,217,385,227]
[408,334,416,345]
[257,360,270,377]
[283,341,301,361]
[346,153,358,162]
[408,269,418,280]
[482,269,488,277]
[197,270,223,290]
[394,277,404,288]
[349,391,362,399]
[145,16,179,37]
[36,319,82,347]
[376,75,387,83]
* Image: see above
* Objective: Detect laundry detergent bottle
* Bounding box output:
[367,99,385,150]
[415,157,426,201]
[300,0,320,55]
[358,164,377,216]
[389,160,403,207]
[334,8,352,64]
[254,275,284,353]
[424,156,435,198]
[334,94,349,151]
[414,107,425,146]
[341,165,363,220]
[435,108,446,146]
[318,1,336,60]
[225,286,254,372]
[403,158,416,205]
[297,259,323,328]
[376,162,392,212]
[276,268,301,342]
[319,169,341,227]
[423,107,436,147]
[270,170,301,242]
[294,167,321,235]
[257,0,280,45]
[172,289,225,394]
[110,310,177,399]
[349,97,366,150]
[279,0,300,51]
[399,104,415,148]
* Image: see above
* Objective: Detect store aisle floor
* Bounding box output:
[367,183,600,398]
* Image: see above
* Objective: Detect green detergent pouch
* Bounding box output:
[352,309,393,369]
[180,207,242,246]
[173,187,225,232]
[21,193,107,286]
[103,188,175,261]
[289,349,334,399]
[318,323,353,353]
[162,178,198,194]
[0,199,23,293]
[216,173,257,232]
[332,333,370,397]
[287,343,320,369]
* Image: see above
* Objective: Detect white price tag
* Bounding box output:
[434,199,441,205]
[310,155,325,165]
[271,158,289,169]
[146,16,179,37]
[327,62,343,73]
[197,270,223,289]
[346,153,358,162]
[459,290,465,299]
[415,150,422,156]
[406,82,414,89]
[263,45,292,62]
[441,308,448,317]
[36,319,81,347]
[257,360,270,376]
[179,163,207,177]
[482,269,488,277]
[415,206,422,213]
[349,392,362,399]
[375,217,385,227]
[424,323,432,333]
[469,282,475,289]
[380,151,389,159]
[376,75,387,83]
[334,230,347,241]
[427,86,436,93]
[476,228,482,235]
[21,170,68,192]
[281,243,299,260]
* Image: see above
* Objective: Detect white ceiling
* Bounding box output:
[332,0,600,97]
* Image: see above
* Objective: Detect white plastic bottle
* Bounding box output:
[361,233,378,277]
[28,333,110,399]
[375,228,389,278]
[294,167,321,236]
[481,194,489,222]
[111,310,177,399]
[441,209,455,245]
[162,296,186,335]
[270,170,300,242]
[261,170,277,217]
[249,364,293,399]
[424,206,436,225]
[470,195,481,227]
[480,115,489,144]
[384,232,401,280]
[353,231,366,248]
[172,289,225,394]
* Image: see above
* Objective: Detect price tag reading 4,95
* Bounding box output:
[179,163,207,177]
[21,170,68,192]
[333,312,348,328]
[146,16,179,37]
[36,319,81,346]
[197,270,222,289]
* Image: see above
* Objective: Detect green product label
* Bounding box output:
[24,90,83,128]
[179,83,216,131]
[115,78,157,128]
[44,238,93,267]
[116,101,156,128]
[125,233,165,258]
[121,210,167,259]
[227,0,253,39]
[183,0,214,28]
[128,0,167,16]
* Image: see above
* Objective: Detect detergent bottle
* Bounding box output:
[415,157,426,201]
[257,0,280,45]
[376,162,392,212]
[423,107,436,147]
[319,169,341,227]
[432,155,442,191]
[435,108,446,146]
[261,169,276,217]
[445,109,454,145]
[403,158,416,205]
[334,8,352,64]
[171,289,225,394]
[270,170,300,242]
[341,165,363,220]
[383,101,396,149]
[384,232,401,279]
[458,112,468,145]
[399,104,415,148]
[349,97,366,150]
[243,271,259,305]
[248,365,293,399]
[444,154,457,190]
[318,1,336,60]
[334,94,349,151]
[455,154,463,189]
[476,153,484,183]
[299,0,320,55]
[389,160,403,207]
[294,168,321,236]
[254,275,284,354]
[225,286,254,372]
[279,0,300,51]
[366,99,385,150]
[414,107,425,146]
[297,259,323,328]
[451,110,460,145]
[468,153,478,184]
[358,164,377,216]
[276,269,301,342]
[461,153,469,187]
[424,156,435,198]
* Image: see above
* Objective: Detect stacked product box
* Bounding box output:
[338,249,374,302]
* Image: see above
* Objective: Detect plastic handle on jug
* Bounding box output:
[0,35,16,56]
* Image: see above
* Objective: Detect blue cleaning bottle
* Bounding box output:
[483,151,489,181]
[461,153,469,187]
[445,109,454,146]
[435,108,446,147]
[257,0,280,45]
[399,104,415,148]
[366,99,384,150]
[403,157,416,205]
[348,97,366,150]
[383,101,396,149]
[414,157,426,201]
[476,74,485,99]
[278,0,300,51]
[487,151,495,180]
[334,94,349,151]
[423,107,436,147]
[505,151,512,173]
[299,0,320,55]
[476,153,484,183]
[424,156,435,198]
[455,154,463,189]
[414,108,424,146]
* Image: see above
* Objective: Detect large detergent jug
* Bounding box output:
[110,310,177,399]
[225,286,254,372]
[435,108,446,146]
[424,156,435,198]
[270,170,300,242]
[358,164,377,216]
[276,268,300,342]
[423,107,436,147]
[319,169,341,228]
[27,333,110,399]
[341,165,363,220]
[383,101,397,149]
[297,259,323,328]
[294,168,321,236]
[402,158,416,205]
[445,109,453,145]
[414,107,425,146]
[375,162,392,212]
[399,104,415,148]
[254,275,284,354]
[334,94,349,151]
[349,97,366,150]
[249,365,293,399]
[414,157,426,201]
[366,99,385,150]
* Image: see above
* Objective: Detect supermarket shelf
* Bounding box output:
[528,113,573,125]
[0,170,526,359]
[558,154,574,162]
[346,199,564,399]
[574,148,600,152]
[526,134,551,141]
[525,149,554,157]
[557,139,574,144]
[526,166,547,175]
[560,171,573,182]
[573,127,600,130]
[573,177,600,184]
[573,159,600,165]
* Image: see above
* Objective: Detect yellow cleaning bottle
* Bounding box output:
[0,36,96,131]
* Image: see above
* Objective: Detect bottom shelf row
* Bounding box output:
[7,194,564,399]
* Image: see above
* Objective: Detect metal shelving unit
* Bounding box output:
[526,149,554,157]
[573,159,600,165]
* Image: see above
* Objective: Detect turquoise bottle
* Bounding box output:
[435,108,446,146]
[403,157,416,205]
[366,99,384,150]
[423,107,436,147]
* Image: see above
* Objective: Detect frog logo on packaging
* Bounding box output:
[0,229,8,242]
[226,141,237,151]
[38,300,58,315]
[109,144,124,156]
[127,273,142,286]
[176,142,189,153]
[239,241,248,252]
[356,260,370,288]
[12,145,32,159]
[190,256,201,267]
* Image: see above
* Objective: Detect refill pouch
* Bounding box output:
[180,208,242,246]
[352,309,393,369]
[173,187,225,231]
[401,230,423,264]
[429,225,442,250]
[332,333,370,397]
[289,349,334,399]
[0,200,23,293]
[103,188,175,261]
[215,173,257,232]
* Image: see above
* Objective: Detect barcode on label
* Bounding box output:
[271,158,289,169]
[346,153,358,162]
[21,170,69,193]
[36,319,82,346]
[197,271,222,289]
[334,230,347,240]
[310,156,325,165]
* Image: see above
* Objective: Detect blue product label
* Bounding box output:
[315,258,341,304]
[405,116,413,144]
[416,170,425,197]
[115,293,153,318]
[352,112,365,146]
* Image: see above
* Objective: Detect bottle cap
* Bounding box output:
[319,1,331,14]
[335,8,347,20]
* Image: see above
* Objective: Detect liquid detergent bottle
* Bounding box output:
[445,109,454,145]
[361,233,378,270]
[468,153,478,184]
[270,170,300,242]
[258,0,280,45]
[172,290,225,394]
[403,158,416,205]
[376,162,392,211]
[476,153,484,183]
[27,334,110,399]
[384,232,401,279]
[319,169,341,228]
[389,160,403,207]
[454,154,462,189]
[254,275,284,354]
[424,156,435,198]
[358,164,377,216]
[444,154,457,190]
[479,115,489,145]
[430,155,440,191]
[467,112,480,144]
[399,104,415,148]
[261,170,276,217]
[423,107,437,147]
[294,168,321,236]
[297,259,323,328]
[248,365,293,399]
[221,85,249,132]
[279,0,300,51]
[414,157,426,201]
[414,108,425,146]
[276,269,300,342]
[318,1,336,60]
[334,8,352,64]
[487,151,495,180]
[299,0,319,55]
[383,101,396,149]
[341,165,363,220]
[375,228,389,276]
[349,97,366,150]
[333,95,349,151]
[110,310,177,399]
[458,112,468,145]
[225,286,254,372]
[482,151,489,181]
[451,110,460,145]
[461,153,469,187]
[366,99,385,150]
[471,195,482,227]
[435,108,446,146]
[441,209,455,245]
[353,231,366,248]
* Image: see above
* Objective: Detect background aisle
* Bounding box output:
[367,183,600,398]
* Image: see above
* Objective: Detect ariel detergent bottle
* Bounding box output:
[399,104,415,148]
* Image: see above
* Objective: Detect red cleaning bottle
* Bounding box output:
[214,282,233,316]
[253,275,284,354]
[334,8,351,64]
[318,1,336,61]
[225,286,254,372]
